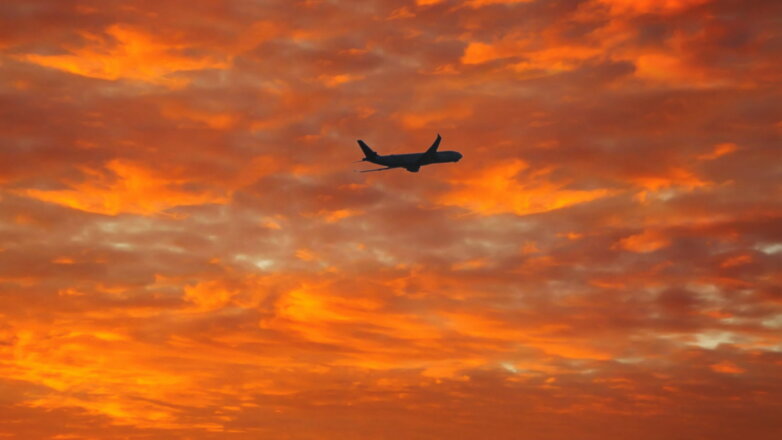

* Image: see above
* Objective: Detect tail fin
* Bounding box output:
[357,140,378,159]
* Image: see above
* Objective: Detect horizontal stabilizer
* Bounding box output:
[356,167,392,173]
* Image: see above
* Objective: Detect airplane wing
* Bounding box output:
[356,167,394,173]
[416,134,441,165]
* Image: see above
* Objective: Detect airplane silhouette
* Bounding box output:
[355,134,463,173]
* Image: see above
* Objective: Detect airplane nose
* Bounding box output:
[457,152,463,161]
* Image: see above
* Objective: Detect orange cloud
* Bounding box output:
[317,73,365,87]
[596,0,711,15]
[465,0,534,6]
[461,39,602,77]
[295,248,318,261]
[398,104,473,129]
[184,280,236,311]
[440,160,611,216]
[19,160,227,215]
[632,167,710,192]
[710,361,745,374]
[316,208,363,223]
[698,143,739,161]
[160,102,237,129]
[19,25,228,88]
[616,229,671,253]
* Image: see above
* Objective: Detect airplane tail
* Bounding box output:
[357,140,378,160]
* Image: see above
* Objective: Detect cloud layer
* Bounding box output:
[1,0,781,438]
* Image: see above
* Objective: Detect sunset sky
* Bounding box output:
[1,0,782,438]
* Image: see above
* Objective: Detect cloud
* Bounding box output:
[17,25,231,88]
[18,159,229,215]
[439,159,613,216]
[1,0,781,438]
[616,229,671,253]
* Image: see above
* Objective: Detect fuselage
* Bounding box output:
[370,151,463,168]
[356,135,461,173]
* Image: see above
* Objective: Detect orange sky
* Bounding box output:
[1,0,782,438]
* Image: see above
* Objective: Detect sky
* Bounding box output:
[1,0,781,438]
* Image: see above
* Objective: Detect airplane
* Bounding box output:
[355,134,463,173]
